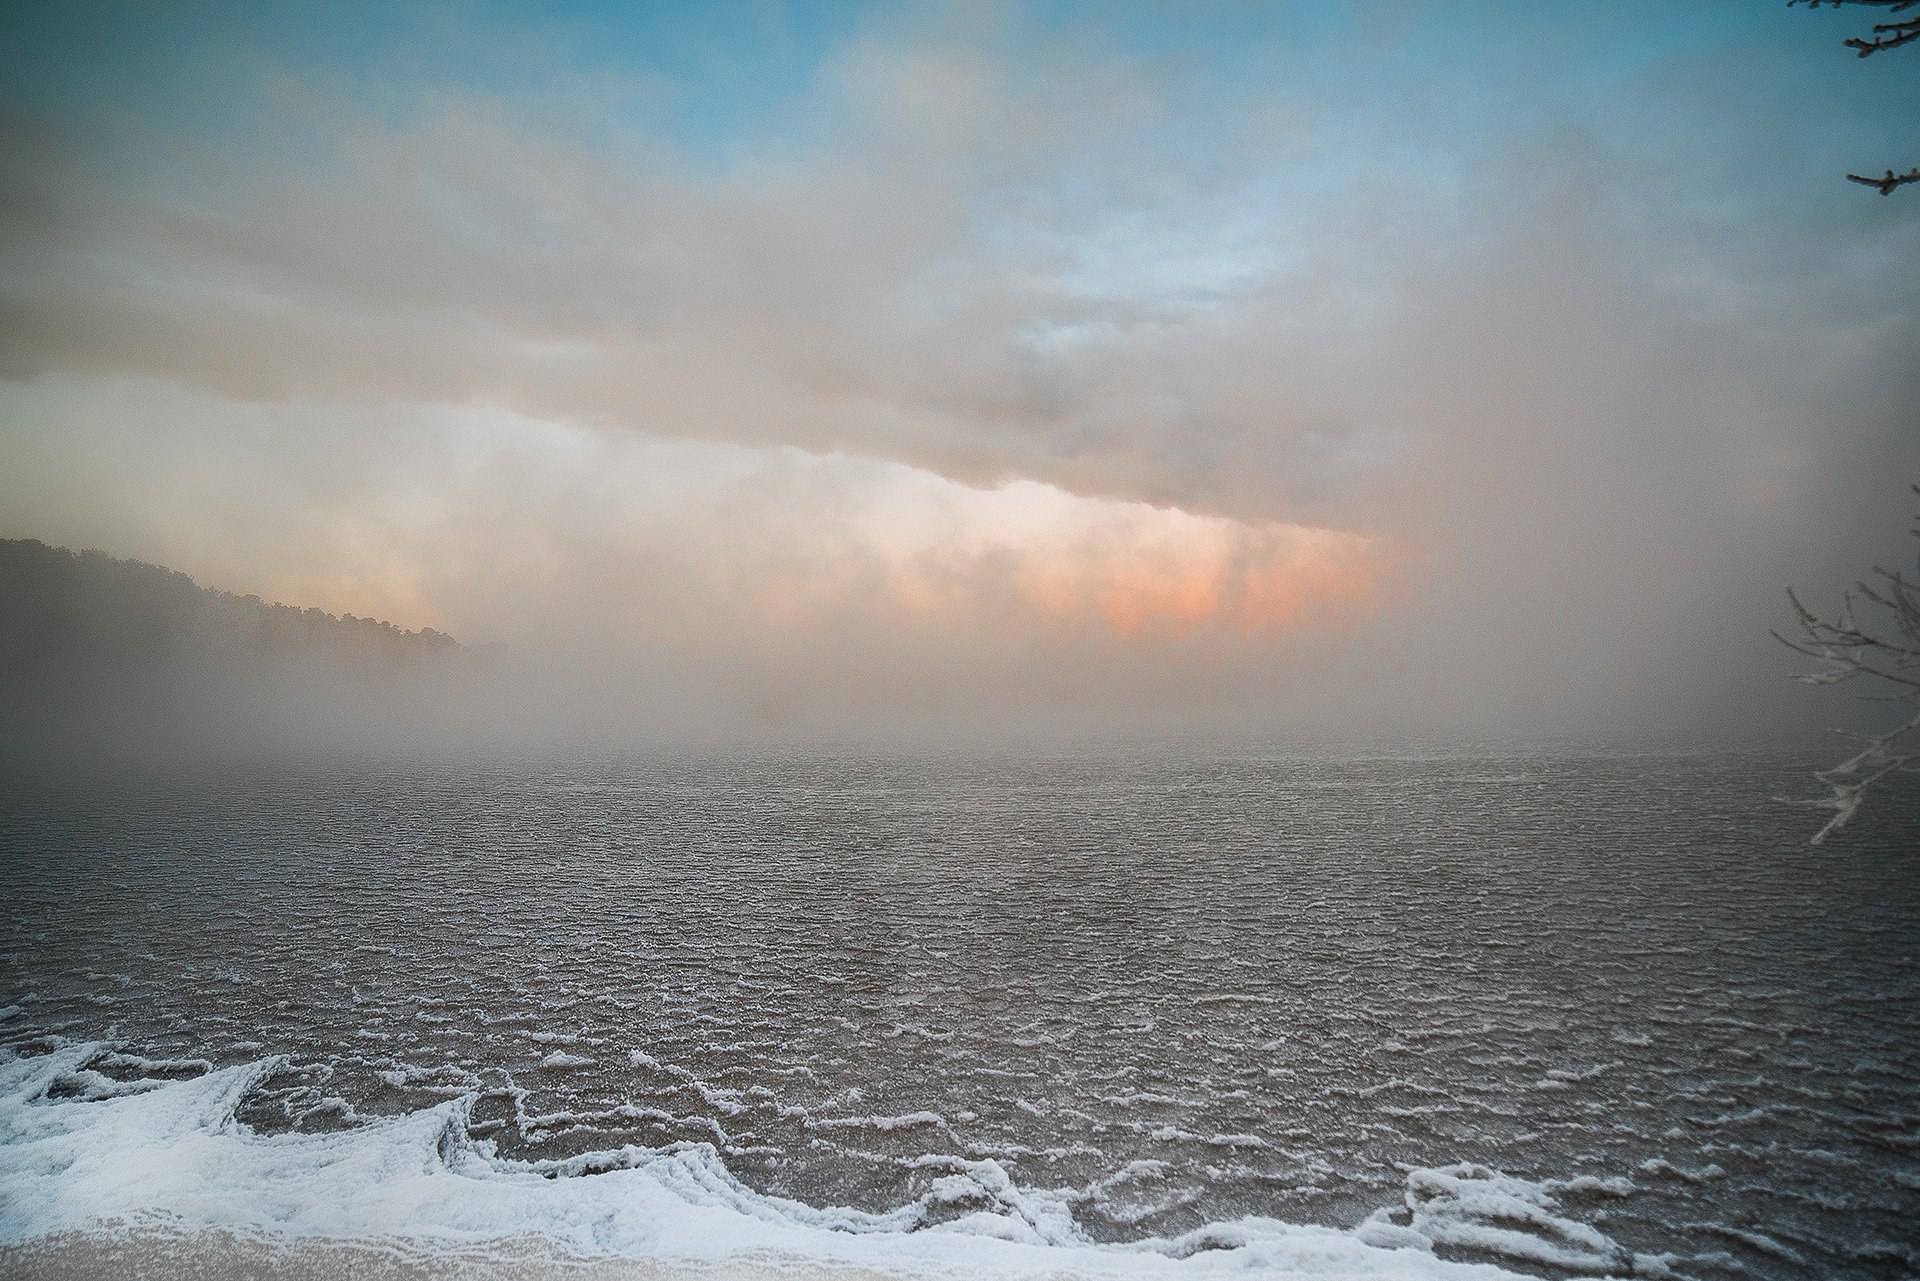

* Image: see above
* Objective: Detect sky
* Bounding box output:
[1,1,1915,741]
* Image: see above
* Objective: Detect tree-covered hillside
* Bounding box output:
[0,538,462,681]
[1,539,479,756]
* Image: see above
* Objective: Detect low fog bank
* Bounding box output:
[2,530,1903,776]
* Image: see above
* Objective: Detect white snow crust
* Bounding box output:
[0,1043,1653,1280]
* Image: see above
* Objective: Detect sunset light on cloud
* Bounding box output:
[756,474,1390,641]
[851,479,1385,640]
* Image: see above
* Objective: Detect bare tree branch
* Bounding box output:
[1779,485,1920,841]
[1792,0,1917,187]
[1846,16,1920,55]
[1847,168,1920,194]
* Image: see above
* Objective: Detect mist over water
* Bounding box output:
[4,745,1916,1278]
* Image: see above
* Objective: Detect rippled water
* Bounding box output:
[2,746,1917,1277]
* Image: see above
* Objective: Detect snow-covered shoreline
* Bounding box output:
[0,1042,1622,1281]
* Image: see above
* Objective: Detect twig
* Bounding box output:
[1777,484,1920,841]
[1791,1,1918,190]
[1846,168,1920,194]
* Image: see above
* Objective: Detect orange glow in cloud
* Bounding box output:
[1009,519,1382,638]
[845,478,1387,640]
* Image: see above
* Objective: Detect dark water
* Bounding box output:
[2,747,1917,1277]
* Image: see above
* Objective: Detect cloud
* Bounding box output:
[1,8,1915,738]
[0,19,1394,519]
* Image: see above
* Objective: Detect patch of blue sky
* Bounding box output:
[1,1,870,172]
[8,0,1913,247]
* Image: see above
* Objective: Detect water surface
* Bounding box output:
[2,747,1915,1277]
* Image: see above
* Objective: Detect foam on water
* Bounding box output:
[0,1041,1647,1279]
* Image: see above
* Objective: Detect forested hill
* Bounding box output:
[0,539,487,761]
[0,538,463,680]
